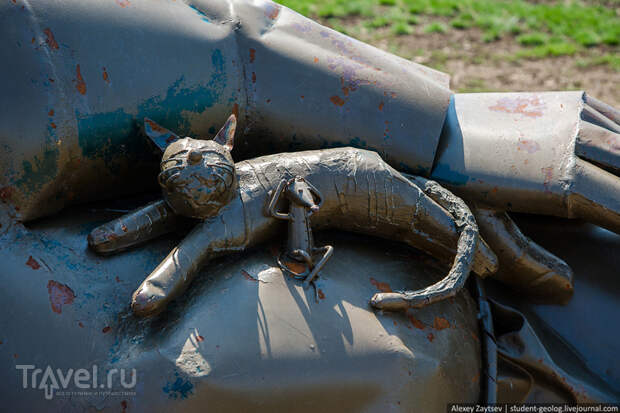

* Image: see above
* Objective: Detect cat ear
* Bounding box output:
[213,114,236,151]
[144,118,180,152]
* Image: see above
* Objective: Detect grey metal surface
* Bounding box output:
[0,0,451,222]
[0,202,481,411]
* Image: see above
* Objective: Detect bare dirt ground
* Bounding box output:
[331,18,620,106]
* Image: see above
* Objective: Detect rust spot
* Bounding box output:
[47,280,75,314]
[121,224,128,232]
[427,332,435,342]
[241,269,259,282]
[145,118,165,132]
[78,322,84,328]
[341,87,349,97]
[50,122,56,129]
[251,72,256,83]
[369,277,392,293]
[75,64,87,95]
[196,335,204,342]
[102,326,111,334]
[43,28,59,50]
[433,316,450,330]
[393,320,398,326]
[391,92,397,98]
[102,67,110,83]
[541,166,553,193]
[0,186,13,201]
[313,57,319,63]
[489,96,545,118]
[378,101,384,111]
[318,289,325,300]
[121,400,128,413]
[407,313,425,330]
[48,109,54,116]
[330,95,345,107]
[300,95,305,99]
[264,2,280,19]
[232,103,239,118]
[26,256,40,270]
[115,276,121,283]
[472,373,480,383]
[31,37,35,44]
[49,78,54,83]
[470,331,479,342]
[517,139,540,154]
[115,0,130,7]
[249,48,256,63]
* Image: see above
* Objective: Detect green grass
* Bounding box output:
[278,0,619,69]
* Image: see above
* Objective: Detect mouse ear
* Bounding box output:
[213,114,236,151]
[144,118,180,152]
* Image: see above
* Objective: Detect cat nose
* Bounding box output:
[188,150,202,164]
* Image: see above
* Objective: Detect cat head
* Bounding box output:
[144,114,237,220]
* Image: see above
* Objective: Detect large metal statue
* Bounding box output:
[1,0,619,411]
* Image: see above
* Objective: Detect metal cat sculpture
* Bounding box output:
[88,115,496,317]
[1,0,620,410]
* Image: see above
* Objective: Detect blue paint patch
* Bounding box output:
[430,163,469,186]
[189,4,210,22]
[163,373,194,399]
[76,49,227,170]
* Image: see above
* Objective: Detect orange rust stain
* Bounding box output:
[264,3,280,19]
[232,103,239,118]
[489,96,544,118]
[43,28,59,50]
[433,316,450,330]
[517,139,540,154]
[369,277,392,293]
[249,48,256,63]
[313,57,319,63]
[50,122,56,129]
[427,332,434,342]
[318,289,325,300]
[48,109,54,116]
[378,101,384,111]
[102,326,111,333]
[252,72,256,83]
[75,64,87,95]
[102,67,110,83]
[330,95,345,107]
[78,322,84,328]
[341,87,349,97]
[121,400,128,413]
[26,256,40,270]
[145,118,166,133]
[241,269,257,282]
[115,0,130,7]
[300,95,305,99]
[472,373,480,383]
[196,335,204,342]
[407,313,425,329]
[393,320,398,326]
[47,280,75,314]
[115,276,121,283]
[282,260,307,275]
[31,37,35,44]
[121,224,128,232]
[0,186,13,200]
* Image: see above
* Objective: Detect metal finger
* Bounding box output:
[87,199,182,255]
[569,158,620,235]
[474,208,573,303]
[575,112,620,176]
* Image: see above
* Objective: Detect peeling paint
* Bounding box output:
[26,256,40,269]
[47,280,75,314]
[43,28,58,50]
[330,95,345,107]
[489,96,545,118]
[75,64,87,95]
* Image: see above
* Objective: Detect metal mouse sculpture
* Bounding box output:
[267,176,333,288]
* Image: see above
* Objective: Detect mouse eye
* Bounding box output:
[187,150,203,165]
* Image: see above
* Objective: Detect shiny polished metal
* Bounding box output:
[267,176,334,287]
